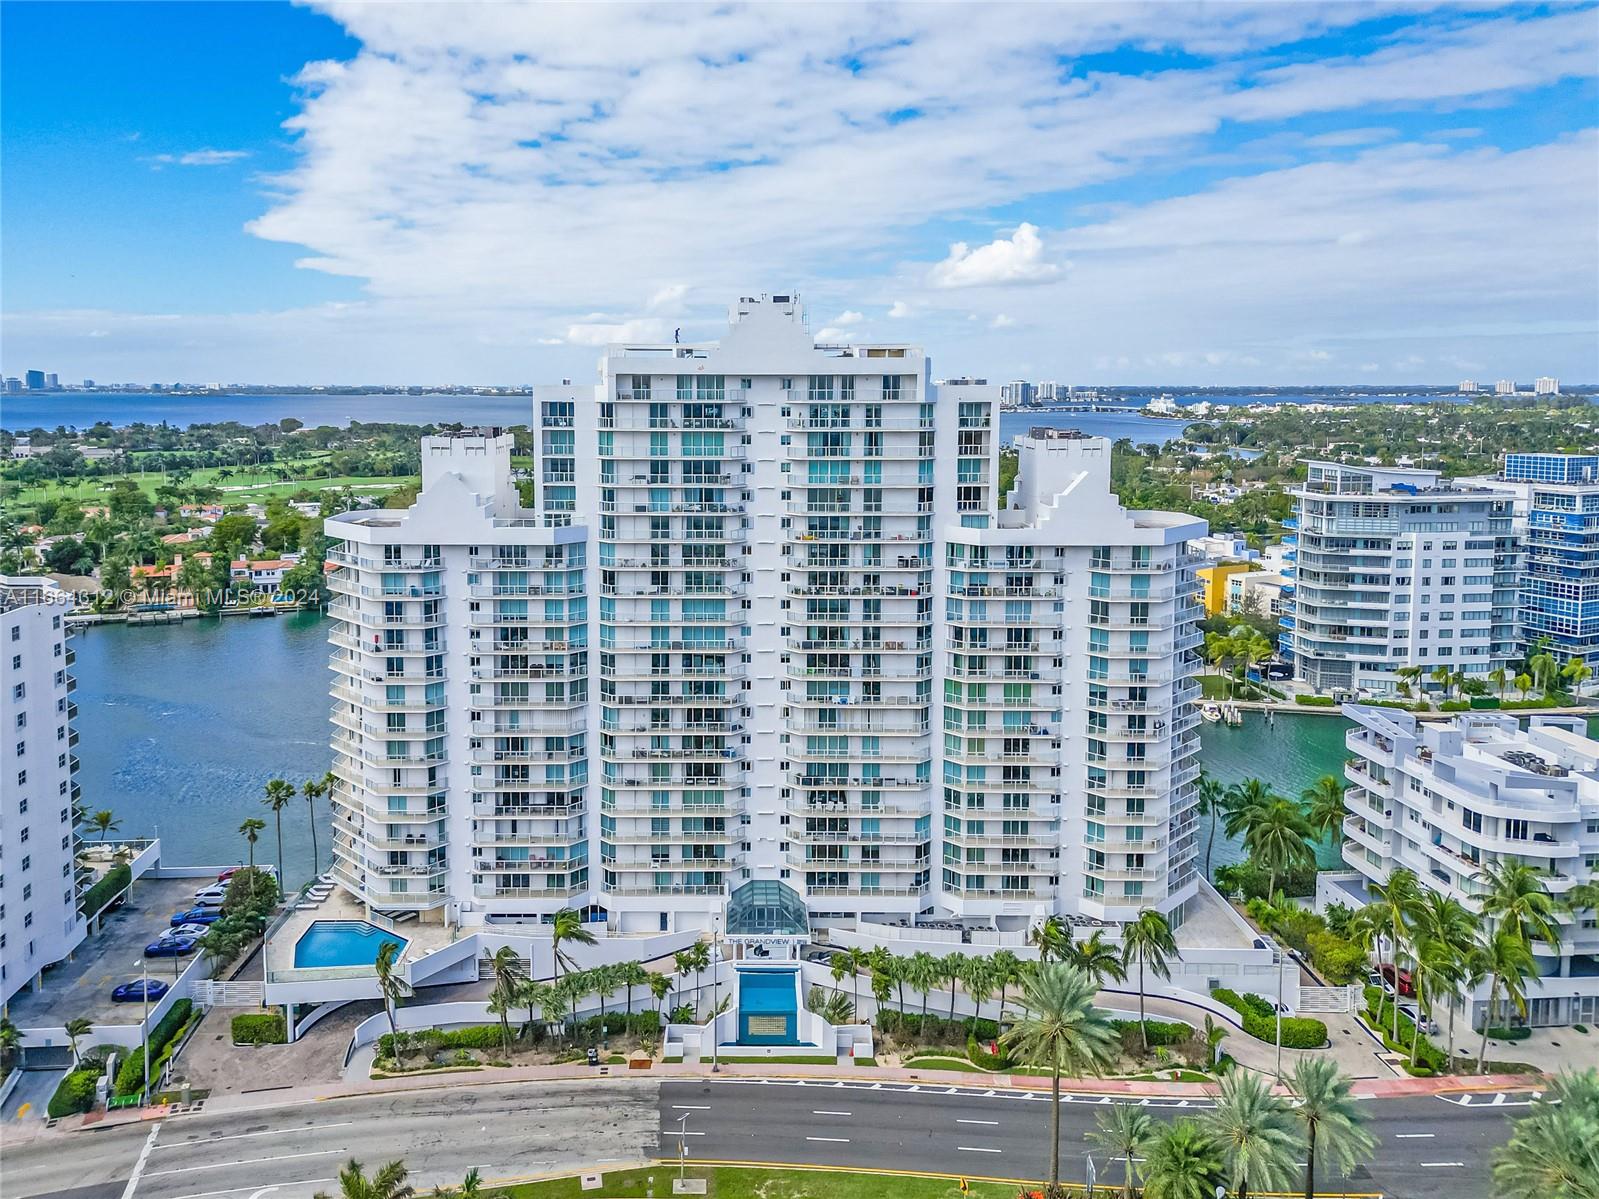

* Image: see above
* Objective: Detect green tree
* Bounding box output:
[485,946,527,1055]
[618,960,650,1022]
[1066,930,1126,989]
[1000,964,1118,1196]
[648,971,674,1028]
[1300,775,1347,844]
[302,773,332,877]
[237,817,266,900]
[906,951,941,1023]
[1029,914,1071,962]
[989,949,1021,1022]
[1476,930,1537,1073]
[1197,772,1229,881]
[840,946,869,1017]
[1350,867,1422,1043]
[1142,1120,1223,1199]
[1491,1069,1599,1199]
[89,809,121,842]
[373,940,411,1048]
[261,778,296,885]
[550,907,598,986]
[1242,798,1315,898]
[1477,859,1562,953]
[1563,656,1592,693]
[1203,1069,1299,1199]
[1087,1102,1154,1199]
[961,955,995,1023]
[941,952,967,1020]
[312,1158,414,1199]
[1287,1057,1375,1199]
[1121,909,1179,1051]
[1412,892,1480,1067]
[64,1017,94,1064]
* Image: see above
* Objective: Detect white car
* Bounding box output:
[193,885,229,906]
[167,923,210,939]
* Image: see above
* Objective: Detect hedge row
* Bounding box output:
[1363,986,1446,1073]
[1211,987,1327,1049]
[231,1012,287,1045]
[376,1011,663,1058]
[877,1010,1002,1042]
[47,1069,99,1118]
[1294,695,1336,707]
[1486,1025,1532,1041]
[1110,1018,1191,1048]
[114,999,194,1097]
[79,863,131,917]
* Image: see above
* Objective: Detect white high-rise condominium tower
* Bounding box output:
[1,577,84,1008]
[324,295,1207,934]
[1535,377,1560,396]
[1286,462,1520,696]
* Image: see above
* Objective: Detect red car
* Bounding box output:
[1379,963,1415,997]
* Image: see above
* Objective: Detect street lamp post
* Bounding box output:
[1275,944,1285,1081]
[710,910,722,1074]
[677,1112,690,1183]
[138,956,151,1103]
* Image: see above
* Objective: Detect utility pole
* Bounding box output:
[677,1112,690,1183]
[1275,943,1285,1081]
[139,956,151,1103]
[711,909,723,1074]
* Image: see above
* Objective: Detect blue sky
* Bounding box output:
[2,1,1596,384]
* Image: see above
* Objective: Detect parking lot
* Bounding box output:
[5,874,206,1030]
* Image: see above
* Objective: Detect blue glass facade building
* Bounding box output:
[1505,454,1599,663]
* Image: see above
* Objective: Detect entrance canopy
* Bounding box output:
[725,880,809,940]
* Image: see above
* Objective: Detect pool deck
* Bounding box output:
[264,888,456,982]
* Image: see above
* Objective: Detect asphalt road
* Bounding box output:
[0,1078,1534,1199]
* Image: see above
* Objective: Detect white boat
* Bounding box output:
[1200,702,1223,723]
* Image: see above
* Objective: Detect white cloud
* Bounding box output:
[989,313,1015,329]
[815,326,859,343]
[928,224,1061,289]
[831,310,864,326]
[647,284,689,312]
[147,148,251,168]
[887,301,911,319]
[563,317,670,346]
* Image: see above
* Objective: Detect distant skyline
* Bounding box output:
[2,1,1596,385]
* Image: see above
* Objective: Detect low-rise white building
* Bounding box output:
[1338,703,1599,1028]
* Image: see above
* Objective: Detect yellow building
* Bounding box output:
[1198,560,1255,615]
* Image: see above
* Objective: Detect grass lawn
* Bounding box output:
[1198,674,1232,699]
[3,466,416,513]
[496,1166,1023,1198]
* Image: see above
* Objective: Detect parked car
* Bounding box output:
[111,979,171,1003]
[1398,1001,1439,1035]
[192,885,229,906]
[171,907,222,927]
[168,923,210,939]
[1379,963,1415,997]
[145,935,199,957]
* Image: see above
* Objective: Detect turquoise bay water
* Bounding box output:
[73,615,1359,888]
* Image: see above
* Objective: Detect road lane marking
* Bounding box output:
[957,1119,999,1125]
[156,1124,355,1149]
[1394,1133,1435,1139]
[958,1146,1003,1154]
[664,1130,705,1137]
[121,1121,163,1199]
[145,1149,346,1178]
[812,1110,852,1116]
[1421,1162,1464,1168]
[164,1179,337,1199]
[672,1105,712,1110]
[806,1136,850,1143]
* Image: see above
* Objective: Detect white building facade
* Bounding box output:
[1340,704,1599,1027]
[322,296,1208,936]
[1285,461,1520,695]
[1,577,84,1009]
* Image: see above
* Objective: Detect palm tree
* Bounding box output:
[648,971,674,1029]
[1300,774,1347,844]
[874,950,907,1018]
[89,809,121,842]
[961,955,995,1024]
[1121,909,1179,1051]
[1000,964,1118,1195]
[618,960,649,1024]
[1203,1069,1299,1199]
[1477,859,1562,953]
[673,950,695,1012]
[549,907,598,983]
[989,949,1021,1022]
[1530,650,1559,696]
[941,952,967,1020]
[1243,798,1316,898]
[1514,671,1534,700]
[1491,1069,1599,1199]
[64,1017,94,1064]
[1563,656,1592,695]
[1429,663,1454,699]
[1067,930,1126,989]
[1087,1103,1154,1199]
[302,773,331,877]
[840,947,868,1017]
[485,946,526,1054]
[1197,772,1228,881]
[1489,665,1509,699]
[1029,914,1071,962]
[1413,891,1479,1066]
[1476,929,1537,1073]
[516,977,551,1040]
[1356,866,1422,1043]
[906,951,940,1024]
[593,963,622,1046]
[261,778,296,886]
[687,940,711,1017]
[830,954,850,1003]
[1142,1120,1223,1199]
[1287,1057,1376,1199]
[0,1018,20,1068]
[238,817,266,899]
[373,940,411,1048]
[313,1158,413,1199]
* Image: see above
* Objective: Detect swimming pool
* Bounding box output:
[293,920,408,969]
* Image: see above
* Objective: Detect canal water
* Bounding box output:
[72,616,1355,888]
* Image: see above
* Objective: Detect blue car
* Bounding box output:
[111,979,171,1003]
[144,935,198,957]
[170,907,222,927]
